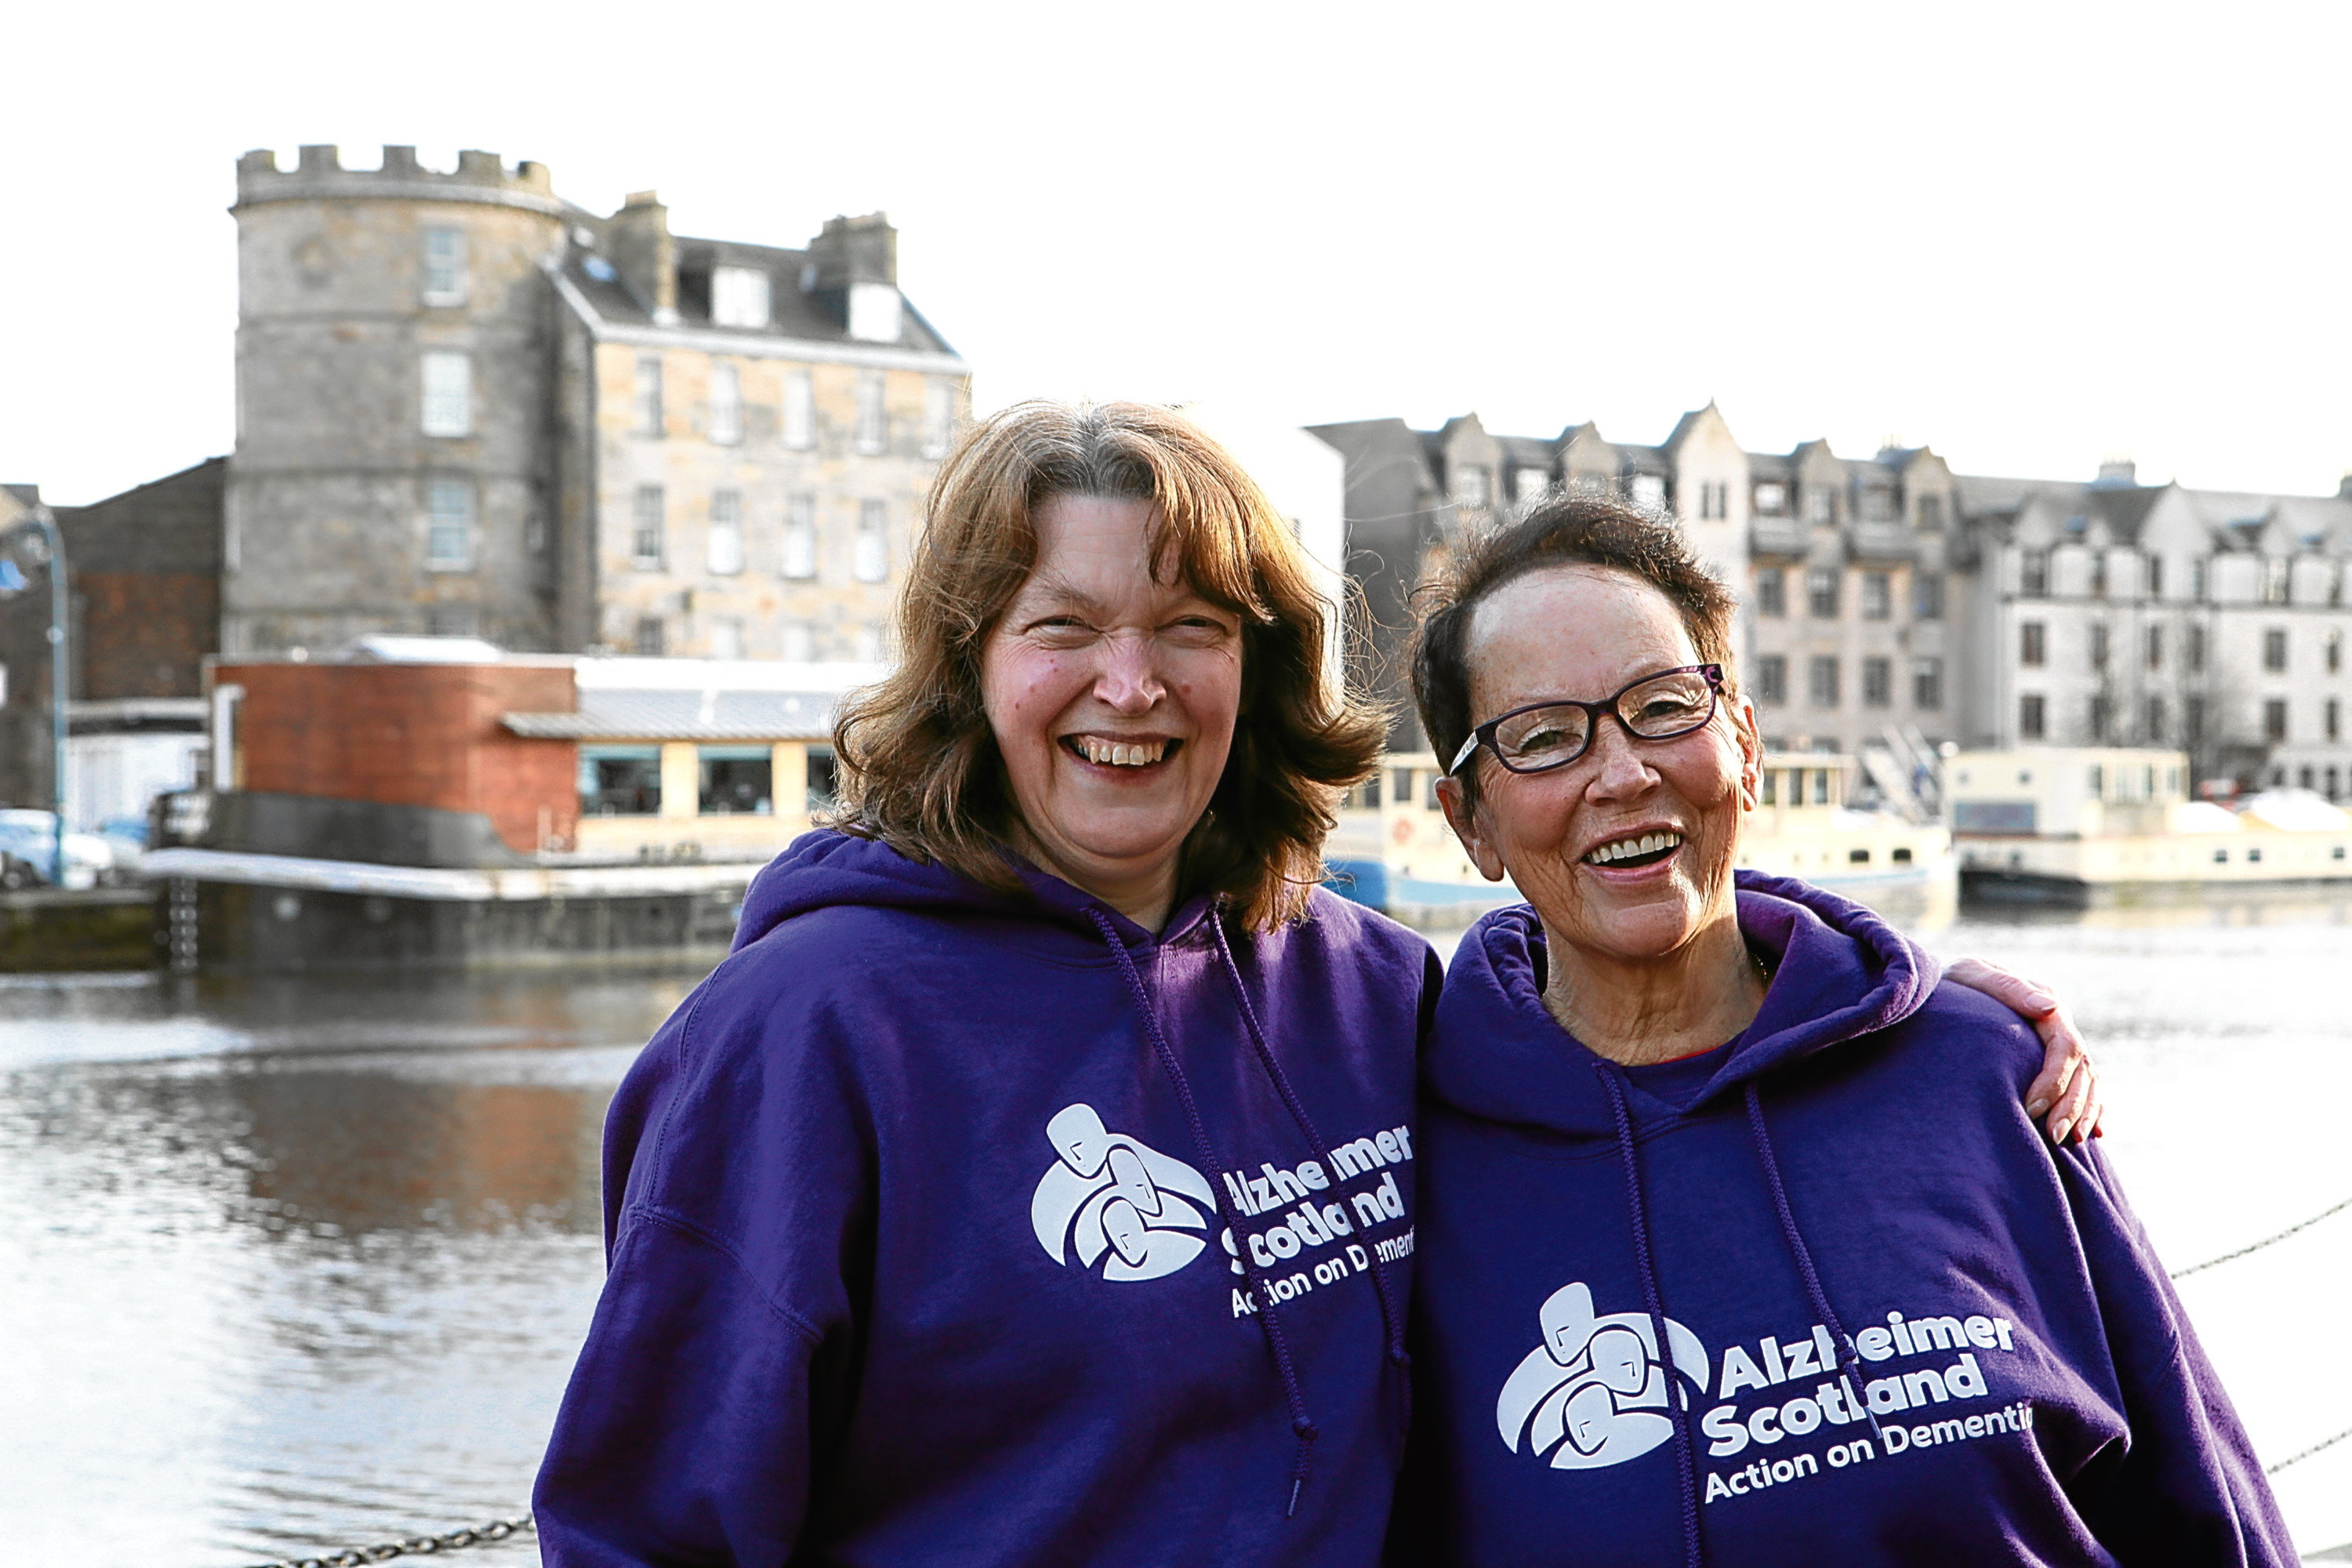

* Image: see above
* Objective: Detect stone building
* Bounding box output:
[1955,465,2352,798]
[226,145,971,661]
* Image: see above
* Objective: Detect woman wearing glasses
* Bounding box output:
[1396,495,2290,1564]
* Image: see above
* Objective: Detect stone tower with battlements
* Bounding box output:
[227,146,568,653]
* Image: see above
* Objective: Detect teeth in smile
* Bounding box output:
[1584,831,1683,866]
[1077,737,1168,767]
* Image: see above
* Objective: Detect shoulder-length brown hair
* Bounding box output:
[831,400,1386,929]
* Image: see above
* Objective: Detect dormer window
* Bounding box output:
[1629,474,1666,512]
[1453,466,1491,508]
[712,266,772,328]
[423,227,467,307]
[1753,481,1787,517]
[1808,487,1836,524]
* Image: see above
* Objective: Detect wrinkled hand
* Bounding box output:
[1944,957,2104,1145]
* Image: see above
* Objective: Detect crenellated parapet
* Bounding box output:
[234,144,563,215]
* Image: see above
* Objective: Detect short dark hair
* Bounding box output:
[832,400,1387,929]
[1410,492,1738,807]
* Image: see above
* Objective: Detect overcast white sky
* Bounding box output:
[9,1,2351,505]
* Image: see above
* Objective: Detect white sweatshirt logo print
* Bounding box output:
[1498,1283,1712,1469]
[1031,1103,1215,1282]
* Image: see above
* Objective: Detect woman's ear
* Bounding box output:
[1436,774,1511,884]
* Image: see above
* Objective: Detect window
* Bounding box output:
[805,745,840,810]
[1692,480,1728,521]
[2187,695,2206,745]
[1912,573,1944,619]
[783,368,815,449]
[2263,557,2290,604]
[1918,495,1944,529]
[1809,655,1840,707]
[2188,623,2207,673]
[1860,488,1893,523]
[2090,552,2109,599]
[1756,568,1786,617]
[2191,557,2209,601]
[781,494,817,579]
[854,499,888,583]
[1452,466,1492,508]
[1755,654,1787,704]
[424,476,474,568]
[2146,695,2166,742]
[1912,657,1943,710]
[1760,769,1777,805]
[707,490,744,575]
[579,746,661,815]
[923,378,957,459]
[2329,630,2343,673]
[2146,625,2163,669]
[2147,556,2165,597]
[2265,698,2288,742]
[1514,467,1549,507]
[631,485,666,568]
[1812,769,1831,805]
[2020,549,2049,597]
[1392,767,1415,804]
[420,350,472,437]
[633,617,666,657]
[2089,763,2105,797]
[1753,481,1786,516]
[2020,694,2045,739]
[1862,656,1891,707]
[1807,487,1835,524]
[1806,567,1840,618]
[854,371,887,455]
[2020,622,2045,666]
[2264,627,2288,672]
[710,266,771,328]
[634,357,664,437]
[2090,695,2111,742]
[1629,474,1666,511]
[423,226,467,306]
[698,746,772,815]
[1861,572,1891,620]
[2089,622,2109,669]
[709,362,743,445]
[708,616,745,661]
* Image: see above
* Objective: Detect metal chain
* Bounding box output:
[2268,1421,2352,1475]
[2169,1193,2352,1279]
[236,1513,532,1568]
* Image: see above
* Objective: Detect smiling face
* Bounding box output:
[1439,564,1759,967]
[979,494,1243,924]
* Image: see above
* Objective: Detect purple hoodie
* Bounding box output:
[535,829,1438,1566]
[1399,871,2293,1566]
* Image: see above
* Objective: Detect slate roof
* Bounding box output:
[556,234,960,357]
[504,686,840,741]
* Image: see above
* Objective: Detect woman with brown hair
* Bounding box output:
[533,401,1436,1566]
[532,402,2100,1567]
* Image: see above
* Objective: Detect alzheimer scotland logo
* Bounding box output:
[1498,1282,1711,1469]
[1031,1104,1217,1283]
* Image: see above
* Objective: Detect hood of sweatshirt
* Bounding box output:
[733,826,1195,956]
[1424,869,1943,1137]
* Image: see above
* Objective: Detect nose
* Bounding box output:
[1091,630,1166,715]
[1581,717,1659,803]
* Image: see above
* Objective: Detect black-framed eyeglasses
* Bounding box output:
[1446,663,1724,776]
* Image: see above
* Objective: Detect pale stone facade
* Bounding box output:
[225,147,970,662]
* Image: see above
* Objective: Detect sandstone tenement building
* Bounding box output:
[226,144,970,660]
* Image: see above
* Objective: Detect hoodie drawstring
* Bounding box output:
[1594,1062,1703,1568]
[1084,907,1322,1519]
[1743,1082,1888,1450]
[1207,908,1414,1438]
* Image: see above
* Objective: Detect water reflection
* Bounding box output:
[0,966,702,1565]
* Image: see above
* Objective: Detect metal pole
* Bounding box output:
[2,510,68,884]
[42,509,67,885]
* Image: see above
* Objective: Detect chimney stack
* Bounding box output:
[608,191,677,324]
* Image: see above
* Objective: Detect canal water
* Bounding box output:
[3,905,2349,1562]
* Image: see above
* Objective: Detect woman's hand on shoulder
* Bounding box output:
[1944,957,2104,1147]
